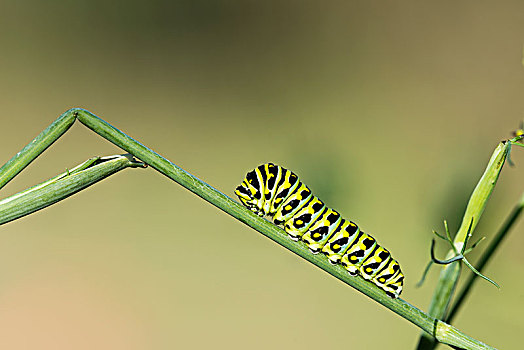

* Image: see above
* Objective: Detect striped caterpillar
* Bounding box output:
[235,163,404,298]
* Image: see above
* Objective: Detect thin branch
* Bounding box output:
[430,239,465,265]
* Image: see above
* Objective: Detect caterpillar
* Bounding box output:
[235,163,404,298]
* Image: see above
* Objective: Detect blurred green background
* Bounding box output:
[1,1,523,349]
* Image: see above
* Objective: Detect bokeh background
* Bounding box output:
[0,1,523,349]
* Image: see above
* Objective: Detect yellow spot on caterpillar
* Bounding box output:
[333,244,341,250]
[313,233,321,238]
[295,220,303,225]
[379,278,386,283]
[275,198,282,203]
[350,256,358,261]
[285,205,292,211]
[366,267,372,273]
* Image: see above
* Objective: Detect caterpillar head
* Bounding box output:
[235,170,264,217]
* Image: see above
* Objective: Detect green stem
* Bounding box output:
[0,154,146,225]
[446,191,524,324]
[0,108,497,350]
[416,142,509,350]
[0,112,76,190]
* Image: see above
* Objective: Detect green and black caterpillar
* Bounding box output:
[235,163,404,298]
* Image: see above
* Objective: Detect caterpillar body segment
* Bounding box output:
[273,182,312,226]
[360,246,391,280]
[340,232,377,276]
[283,196,325,241]
[321,220,360,264]
[301,208,342,254]
[372,260,402,296]
[270,169,299,215]
[235,163,404,298]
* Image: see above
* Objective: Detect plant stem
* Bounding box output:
[0,112,76,190]
[0,108,497,350]
[0,155,146,225]
[446,191,524,324]
[416,142,509,350]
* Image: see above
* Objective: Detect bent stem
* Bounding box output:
[0,154,146,225]
[0,108,496,350]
